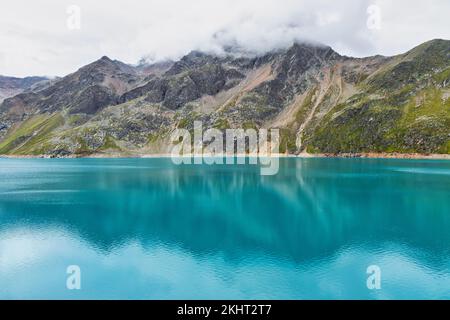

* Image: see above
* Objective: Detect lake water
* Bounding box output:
[0,157,449,299]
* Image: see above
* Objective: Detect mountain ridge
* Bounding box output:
[0,75,50,104]
[0,39,448,156]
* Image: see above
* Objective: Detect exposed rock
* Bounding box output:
[0,39,449,156]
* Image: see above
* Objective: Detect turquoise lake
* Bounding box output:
[0,157,449,299]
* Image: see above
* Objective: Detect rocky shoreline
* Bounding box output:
[317,152,450,160]
[1,152,449,160]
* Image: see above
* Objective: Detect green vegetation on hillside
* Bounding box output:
[0,113,64,155]
[0,39,449,156]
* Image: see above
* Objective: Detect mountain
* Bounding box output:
[0,75,49,103]
[0,39,449,157]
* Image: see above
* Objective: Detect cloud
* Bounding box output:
[0,0,449,77]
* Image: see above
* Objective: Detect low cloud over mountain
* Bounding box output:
[1,0,449,77]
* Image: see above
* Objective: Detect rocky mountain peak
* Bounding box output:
[165,51,222,76]
[0,39,449,157]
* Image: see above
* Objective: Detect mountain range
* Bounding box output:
[0,39,449,157]
[0,76,52,103]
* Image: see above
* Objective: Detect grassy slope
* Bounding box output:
[0,113,64,155]
[0,40,449,156]
[307,40,450,154]
[308,87,450,154]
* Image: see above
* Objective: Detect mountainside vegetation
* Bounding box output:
[0,39,449,157]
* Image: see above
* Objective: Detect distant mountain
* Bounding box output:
[0,75,49,103]
[0,39,449,156]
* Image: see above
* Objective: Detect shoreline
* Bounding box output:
[312,152,450,160]
[1,152,449,160]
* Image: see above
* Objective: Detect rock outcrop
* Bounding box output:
[0,39,449,156]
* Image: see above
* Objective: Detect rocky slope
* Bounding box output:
[0,75,50,103]
[0,39,449,156]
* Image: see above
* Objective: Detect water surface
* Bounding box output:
[0,158,449,299]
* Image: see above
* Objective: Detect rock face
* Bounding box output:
[0,56,140,117]
[120,51,246,109]
[0,75,49,103]
[0,39,449,156]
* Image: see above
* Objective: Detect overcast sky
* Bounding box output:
[1,0,449,77]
